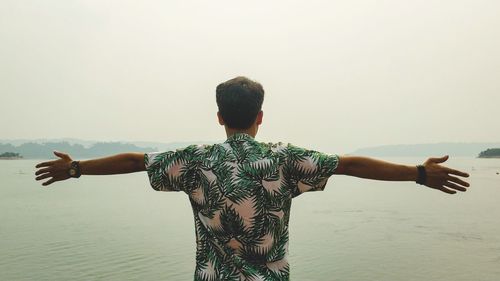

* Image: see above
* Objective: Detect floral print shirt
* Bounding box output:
[145,133,339,281]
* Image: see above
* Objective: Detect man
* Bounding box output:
[35,76,470,281]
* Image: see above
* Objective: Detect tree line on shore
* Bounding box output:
[478,148,500,158]
[0,152,21,158]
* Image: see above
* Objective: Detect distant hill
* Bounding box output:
[0,138,216,151]
[0,142,155,159]
[3,139,498,159]
[352,142,500,157]
[0,139,217,159]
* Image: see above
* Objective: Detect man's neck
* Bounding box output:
[224,126,257,139]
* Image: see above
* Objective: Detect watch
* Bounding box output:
[68,161,82,178]
[416,165,426,185]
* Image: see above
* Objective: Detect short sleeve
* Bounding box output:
[144,144,203,193]
[284,144,340,197]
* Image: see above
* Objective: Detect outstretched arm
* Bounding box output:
[35,151,145,186]
[334,155,470,194]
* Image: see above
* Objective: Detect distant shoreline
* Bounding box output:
[478,156,500,159]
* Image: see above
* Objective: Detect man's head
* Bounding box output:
[216,76,265,131]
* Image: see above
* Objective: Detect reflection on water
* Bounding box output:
[0,157,499,281]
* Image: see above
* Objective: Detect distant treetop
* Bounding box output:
[478,148,500,158]
[0,152,22,158]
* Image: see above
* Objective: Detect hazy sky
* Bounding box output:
[1,0,499,153]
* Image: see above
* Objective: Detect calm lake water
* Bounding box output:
[1,157,499,281]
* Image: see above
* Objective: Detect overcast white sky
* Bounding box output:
[1,0,499,153]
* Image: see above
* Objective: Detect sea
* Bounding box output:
[1,157,499,281]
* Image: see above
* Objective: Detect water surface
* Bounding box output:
[1,157,499,280]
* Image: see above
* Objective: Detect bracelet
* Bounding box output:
[416,165,426,185]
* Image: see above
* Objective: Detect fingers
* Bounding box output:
[42,178,57,186]
[39,174,70,186]
[448,175,470,187]
[36,173,52,181]
[444,181,467,192]
[447,168,469,178]
[433,176,468,194]
[36,161,54,168]
[35,167,51,176]
[438,186,457,194]
[54,151,71,161]
[429,155,449,164]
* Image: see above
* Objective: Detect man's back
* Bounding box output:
[145,133,339,281]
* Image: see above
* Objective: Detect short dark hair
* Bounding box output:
[216,76,265,129]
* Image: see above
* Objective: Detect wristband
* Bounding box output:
[416,165,426,185]
[69,161,82,178]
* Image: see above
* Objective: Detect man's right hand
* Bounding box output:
[35,151,73,186]
[35,152,146,187]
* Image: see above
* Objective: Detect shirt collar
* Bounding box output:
[224,132,255,143]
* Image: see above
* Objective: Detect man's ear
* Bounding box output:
[256,110,263,125]
[217,112,225,125]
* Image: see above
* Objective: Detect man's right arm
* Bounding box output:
[35,151,146,186]
[334,155,470,194]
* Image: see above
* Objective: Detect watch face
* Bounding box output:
[69,169,76,176]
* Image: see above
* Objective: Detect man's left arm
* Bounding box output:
[35,151,145,186]
[334,155,470,194]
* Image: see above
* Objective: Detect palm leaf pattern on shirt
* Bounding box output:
[145,133,339,281]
